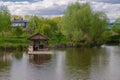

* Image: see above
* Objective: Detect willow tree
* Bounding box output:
[61,2,84,42]
[61,2,108,47]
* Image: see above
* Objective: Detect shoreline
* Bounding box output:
[0,42,120,51]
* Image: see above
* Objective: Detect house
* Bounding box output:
[12,18,28,28]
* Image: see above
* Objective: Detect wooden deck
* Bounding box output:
[28,51,53,55]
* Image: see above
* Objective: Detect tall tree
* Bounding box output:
[61,3,90,42]
[61,2,108,47]
[0,6,11,31]
[0,6,11,36]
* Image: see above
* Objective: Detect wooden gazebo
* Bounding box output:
[28,33,49,51]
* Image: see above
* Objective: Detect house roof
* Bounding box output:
[28,33,49,41]
[12,19,28,23]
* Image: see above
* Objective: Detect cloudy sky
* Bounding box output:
[0,0,120,22]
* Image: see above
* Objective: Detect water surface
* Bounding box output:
[0,45,120,80]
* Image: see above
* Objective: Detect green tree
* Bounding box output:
[28,15,40,28]
[61,2,108,47]
[24,15,31,21]
[112,17,120,34]
[27,15,40,34]
[13,27,23,36]
[88,12,108,46]
[61,2,84,42]
[0,6,11,34]
[12,15,22,20]
[28,16,65,44]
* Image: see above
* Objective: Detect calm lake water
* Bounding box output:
[0,45,120,80]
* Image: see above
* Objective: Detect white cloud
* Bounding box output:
[0,0,120,22]
[0,0,76,15]
[89,1,120,22]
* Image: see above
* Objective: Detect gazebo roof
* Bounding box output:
[28,33,49,41]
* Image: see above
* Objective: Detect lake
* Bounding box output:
[0,45,120,80]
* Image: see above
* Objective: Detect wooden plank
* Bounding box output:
[28,51,53,55]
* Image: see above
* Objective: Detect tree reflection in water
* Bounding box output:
[29,54,52,65]
[0,52,12,80]
[12,51,24,60]
[65,48,109,80]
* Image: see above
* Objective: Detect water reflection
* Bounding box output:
[102,46,120,80]
[0,46,120,80]
[54,51,66,80]
[29,54,52,65]
[0,53,12,70]
[10,54,28,80]
[65,48,93,80]
[0,52,12,80]
[65,47,112,80]
[12,52,23,60]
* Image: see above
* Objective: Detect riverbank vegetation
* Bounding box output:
[0,2,120,50]
[107,17,120,44]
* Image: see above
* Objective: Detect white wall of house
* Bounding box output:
[12,23,25,27]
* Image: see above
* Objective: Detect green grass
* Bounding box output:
[0,36,29,48]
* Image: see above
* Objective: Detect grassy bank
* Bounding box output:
[0,36,29,50]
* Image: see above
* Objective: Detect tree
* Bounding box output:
[61,2,108,47]
[27,15,40,34]
[13,27,23,37]
[0,6,11,32]
[34,18,59,38]
[12,15,22,20]
[88,12,108,46]
[28,16,65,44]
[61,2,84,42]
[24,15,31,21]
[0,6,11,37]
[28,15,40,28]
[112,17,120,34]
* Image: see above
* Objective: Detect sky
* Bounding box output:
[0,0,120,22]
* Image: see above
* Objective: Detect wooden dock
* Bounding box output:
[28,51,53,55]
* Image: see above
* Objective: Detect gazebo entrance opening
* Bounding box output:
[33,39,48,51]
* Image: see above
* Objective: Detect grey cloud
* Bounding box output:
[91,0,120,4]
[25,3,66,16]
[3,0,41,2]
